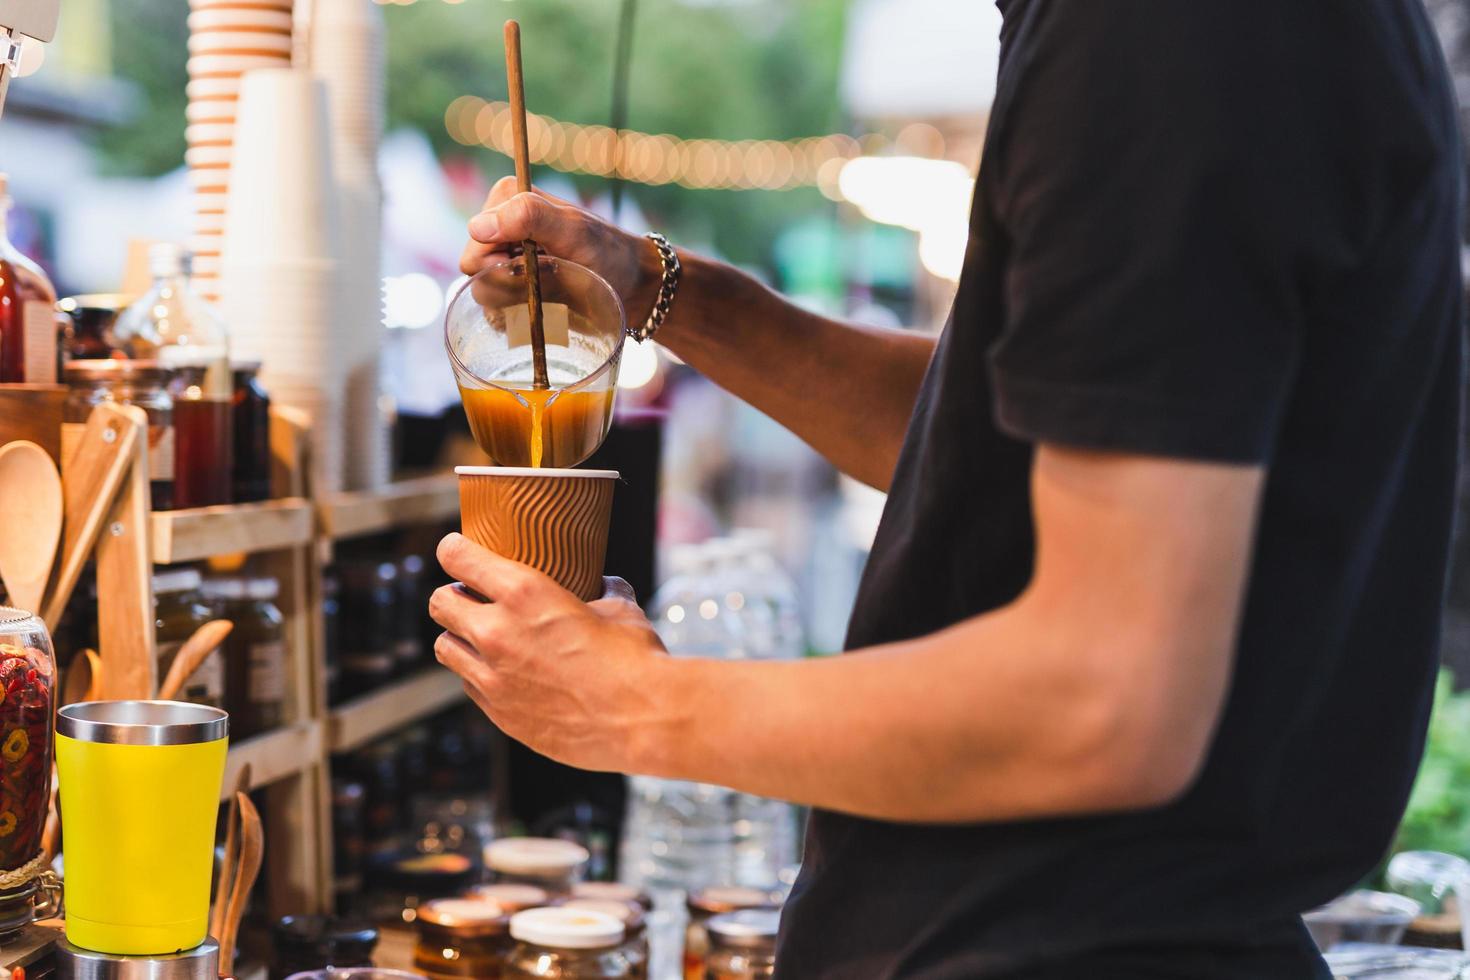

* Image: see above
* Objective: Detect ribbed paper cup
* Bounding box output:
[456,466,618,601]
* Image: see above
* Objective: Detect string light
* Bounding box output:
[443,96,906,192]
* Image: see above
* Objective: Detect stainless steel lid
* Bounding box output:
[707,909,781,948]
[55,937,219,980]
[57,701,227,745]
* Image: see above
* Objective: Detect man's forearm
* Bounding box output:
[654,251,935,491]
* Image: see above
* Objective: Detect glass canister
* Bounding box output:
[569,882,653,914]
[203,576,285,739]
[683,888,778,980]
[466,883,551,915]
[0,610,55,934]
[63,359,175,510]
[396,555,428,675]
[485,838,590,896]
[560,899,648,980]
[270,915,378,980]
[231,360,272,504]
[337,560,399,699]
[503,907,631,980]
[412,898,512,979]
[154,568,224,710]
[704,910,778,980]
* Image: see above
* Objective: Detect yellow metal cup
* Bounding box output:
[56,701,228,955]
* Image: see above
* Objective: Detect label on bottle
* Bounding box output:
[149,425,175,482]
[59,422,85,472]
[248,640,286,704]
[22,301,56,384]
[158,643,224,708]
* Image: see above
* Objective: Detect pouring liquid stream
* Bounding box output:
[460,383,613,469]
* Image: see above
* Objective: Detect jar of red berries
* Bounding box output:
[0,609,56,934]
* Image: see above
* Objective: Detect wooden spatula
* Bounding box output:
[0,441,62,614]
[218,791,263,976]
[158,620,233,701]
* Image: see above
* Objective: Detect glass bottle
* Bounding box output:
[115,243,233,508]
[0,609,57,933]
[204,575,285,739]
[703,911,778,980]
[232,360,272,503]
[62,360,175,510]
[503,907,630,980]
[153,567,224,709]
[56,294,127,360]
[0,175,58,384]
[337,560,399,699]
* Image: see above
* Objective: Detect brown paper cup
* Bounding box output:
[456,466,619,601]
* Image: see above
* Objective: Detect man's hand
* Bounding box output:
[429,532,674,773]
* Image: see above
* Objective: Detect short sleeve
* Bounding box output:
[986,1,1317,464]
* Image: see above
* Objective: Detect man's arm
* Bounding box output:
[462,178,935,491]
[430,445,1263,822]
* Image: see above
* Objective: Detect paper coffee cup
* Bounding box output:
[456,466,618,601]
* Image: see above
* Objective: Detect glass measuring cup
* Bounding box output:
[445,254,625,469]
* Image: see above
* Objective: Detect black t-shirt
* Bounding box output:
[776,2,1465,978]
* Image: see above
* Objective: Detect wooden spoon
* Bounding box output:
[62,648,102,706]
[504,19,549,390]
[0,441,62,614]
[210,763,252,943]
[158,620,232,701]
[218,791,263,976]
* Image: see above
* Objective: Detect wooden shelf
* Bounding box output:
[320,473,459,540]
[223,721,322,801]
[327,669,464,753]
[151,497,313,564]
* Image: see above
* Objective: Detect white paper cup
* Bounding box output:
[186,170,230,192]
[185,145,232,168]
[189,0,293,10]
[188,30,293,56]
[185,102,236,125]
[190,255,223,277]
[193,191,229,214]
[188,8,292,32]
[224,69,337,262]
[186,77,242,99]
[185,122,234,145]
[187,53,290,77]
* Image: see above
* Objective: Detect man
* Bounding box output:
[434,1,1465,976]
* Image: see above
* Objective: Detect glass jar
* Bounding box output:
[322,568,342,706]
[56,293,127,360]
[0,610,56,934]
[171,362,233,508]
[704,911,778,980]
[683,888,777,980]
[560,899,648,980]
[466,883,551,915]
[485,838,590,896]
[413,897,512,979]
[153,567,223,709]
[232,360,272,504]
[338,560,399,699]
[63,359,175,510]
[396,555,428,675]
[332,778,367,911]
[503,907,630,980]
[270,914,378,980]
[204,576,285,739]
[0,176,59,384]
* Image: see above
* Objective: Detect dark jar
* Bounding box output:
[203,576,285,739]
[231,360,272,503]
[269,914,378,980]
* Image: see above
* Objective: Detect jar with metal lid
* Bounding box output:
[413,897,512,979]
[63,359,175,510]
[203,576,285,739]
[683,888,778,980]
[337,560,399,699]
[561,899,647,980]
[485,838,590,895]
[269,915,378,980]
[704,910,778,980]
[466,882,551,915]
[569,882,653,913]
[503,907,631,979]
[153,568,224,709]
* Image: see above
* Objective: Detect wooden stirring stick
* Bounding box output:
[504,19,550,390]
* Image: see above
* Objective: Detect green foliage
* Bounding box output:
[95,0,188,176]
[1395,670,1470,857]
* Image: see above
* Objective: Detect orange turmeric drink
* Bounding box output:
[459,383,615,469]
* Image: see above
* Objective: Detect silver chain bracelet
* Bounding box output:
[630,232,680,343]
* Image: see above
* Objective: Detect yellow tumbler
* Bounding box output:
[56,701,228,955]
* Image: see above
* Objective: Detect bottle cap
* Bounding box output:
[508,907,623,949]
[484,837,589,876]
[707,909,781,947]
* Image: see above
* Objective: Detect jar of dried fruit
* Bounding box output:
[0,609,57,934]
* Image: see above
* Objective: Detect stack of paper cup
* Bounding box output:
[312,0,389,489]
[186,0,295,300]
[221,68,346,494]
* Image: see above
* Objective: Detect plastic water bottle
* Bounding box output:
[732,528,805,660]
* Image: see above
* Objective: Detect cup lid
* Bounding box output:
[57,700,228,745]
[509,907,623,949]
[707,909,782,948]
[484,837,589,876]
[455,466,620,480]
